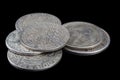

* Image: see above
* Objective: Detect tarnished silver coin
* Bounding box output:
[63,22,102,49]
[7,50,62,71]
[15,13,62,31]
[64,28,110,55]
[21,22,70,52]
[5,30,42,56]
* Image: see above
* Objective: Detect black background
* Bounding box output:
[0,1,118,79]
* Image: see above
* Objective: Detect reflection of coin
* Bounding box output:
[15,13,62,31]
[21,22,70,52]
[7,50,62,71]
[5,30,42,56]
[64,28,110,55]
[63,22,102,49]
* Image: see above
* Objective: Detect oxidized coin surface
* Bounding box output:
[5,30,42,56]
[64,27,110,55]
[7,50,62,71]
[21,22,70,52]
[63,22,102,49]
[15,13,62,31]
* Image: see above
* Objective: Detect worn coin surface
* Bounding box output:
[63,22,102,49]
[64,27,110,55]
[21,22,70,52]
[7,50,62,71]
[5,30,42,56]
[15,13,62,31]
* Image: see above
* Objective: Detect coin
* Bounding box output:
[21,22,70,52]
[15,13,62,31]
[5,30,42,56]
[63,22,102,49]
[64,27,110,55]
[7,50,62,71]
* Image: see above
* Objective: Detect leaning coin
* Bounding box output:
[5,30,42,56]
[21,22,70,52]
[15,13,62,31]
[7,50,62,71]
[63,21,102,49]
[64,28,110,55]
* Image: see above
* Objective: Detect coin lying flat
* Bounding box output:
[5,30,42,56]
[15,13,62,31]
[21,22,70,52]
[7,50,62,71]
[63,22,102,49]
[64,27,110,55]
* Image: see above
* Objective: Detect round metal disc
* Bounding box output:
[63,22,102,49]
[15,13,62,31]
[21,22,70,52]
[64,27,110,55]
[7,50,62,71]
[5,30,42,56]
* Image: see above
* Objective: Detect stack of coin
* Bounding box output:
[6,13,70,71]
[63,22,110,56]
[5,13,110,71]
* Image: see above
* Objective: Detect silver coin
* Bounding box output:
[21,22,70,52]
[64,28,110,55]
[5,30,42,56]
[63,21,102,49]
[7,50,62,71]
[15,13,62,31]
